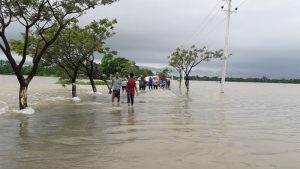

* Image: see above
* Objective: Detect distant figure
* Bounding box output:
[166,79,170,89]
[126,72,138,107]
[148,76,153,90]
[142,76,147,90]
[153,78,158,90]
[139,75,145,91]
[110,72,122,103]
[121,76,128,94]
[161,79,166,89]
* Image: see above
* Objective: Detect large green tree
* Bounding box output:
[98,55,132,77]
[158,67,170,80]
[168,52,184,88]
[77,19,117,93]
[1,0,118,109]
[98,55,154,78]
[169,45,223,91]
[45,24,87,98]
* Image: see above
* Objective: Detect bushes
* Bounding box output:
[57,79,111,86]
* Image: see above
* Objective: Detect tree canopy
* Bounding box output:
[169,45,223,90]
[0,0,119,109]
[98,54,154,78]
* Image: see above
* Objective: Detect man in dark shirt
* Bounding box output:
[126,72,138,107]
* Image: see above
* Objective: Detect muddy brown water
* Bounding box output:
[0,75,299,169]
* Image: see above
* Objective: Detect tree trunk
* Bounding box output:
[185,75,190,91]
[71,81,77,98]
[19,84,28,110]
[89,75,97,93]
[179,71,182,89]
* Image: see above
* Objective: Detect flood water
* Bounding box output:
[0,75,300,169]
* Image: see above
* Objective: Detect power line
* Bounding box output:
[202,17,226,49]
[236,0,250,8]
[180,0,223,47]
[186,9,222,46]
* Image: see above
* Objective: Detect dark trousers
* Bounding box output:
[127,94,134,105]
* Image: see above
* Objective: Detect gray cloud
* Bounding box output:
[2,0,300,79]
[78,0,300,78]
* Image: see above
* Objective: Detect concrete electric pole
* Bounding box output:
[220,0,236,93]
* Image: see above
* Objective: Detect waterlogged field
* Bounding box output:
[0,75,300,169]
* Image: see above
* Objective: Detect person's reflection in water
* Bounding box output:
[127,107,135,125]
[19,118,29,138]
[111,104,122,126]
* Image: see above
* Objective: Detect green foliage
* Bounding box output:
[169,45,223,90]
[169,45,223,74]
[0,59,65,76]
[3,0,119,87]
[135,67,154,77]
[0,60,14,74]
[98,54,154,78]
[57,79,112,86]
[158,67,170,80]
[57,79,71,85]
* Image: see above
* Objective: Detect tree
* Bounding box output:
[98,54,154,79]
[135,67,154,77]
[78,19,117,93]
[98,55,132,77]
[1,0,118,109]
[44,24,89,98]
[158,67,170,80]
[168,52,184,88]
[169,45,223,91]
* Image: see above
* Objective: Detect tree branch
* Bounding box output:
[28,0,46,28]
[15,1,28,26]
[18,26,29,68]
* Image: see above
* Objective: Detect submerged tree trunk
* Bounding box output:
[19,84,28,110]
[71,79,77,98]
[88,60,97,93]
[88,75,97,93]
[179,71,182,89]
[185,75,190,91]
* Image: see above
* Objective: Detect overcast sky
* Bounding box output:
[78,0,300,78]
[1,0,300,78]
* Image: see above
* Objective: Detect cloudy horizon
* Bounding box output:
[1,0,300,79]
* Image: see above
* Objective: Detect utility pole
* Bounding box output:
[220,0,236,93]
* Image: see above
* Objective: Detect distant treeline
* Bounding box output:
[0,59,154,78]
[0,60,64,76]
[173,75,300,84]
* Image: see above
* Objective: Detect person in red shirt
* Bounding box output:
[126,72,138,107]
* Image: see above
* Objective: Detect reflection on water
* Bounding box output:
[127,108,136,125]
[0,75,300,169]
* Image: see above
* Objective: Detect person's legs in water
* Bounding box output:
[127,94,131,106]
[127,94,134,106]
[112,90,115,102]
[116,89,120,102]
[130,95,134,106]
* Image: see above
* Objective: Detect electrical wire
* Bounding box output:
[180,0,223,47]
[236,0,250,8]
[185,9,222,46]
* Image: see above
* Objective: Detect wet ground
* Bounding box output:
[0,75,300,169]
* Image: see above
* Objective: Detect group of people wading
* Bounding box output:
[109,72,171,107]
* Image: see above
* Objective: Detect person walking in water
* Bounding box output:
[121,75,128,94]
[110,72,122,103]
[148,76,153,90]
[126,72,138,107]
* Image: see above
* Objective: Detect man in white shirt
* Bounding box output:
[110,72,122,103]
